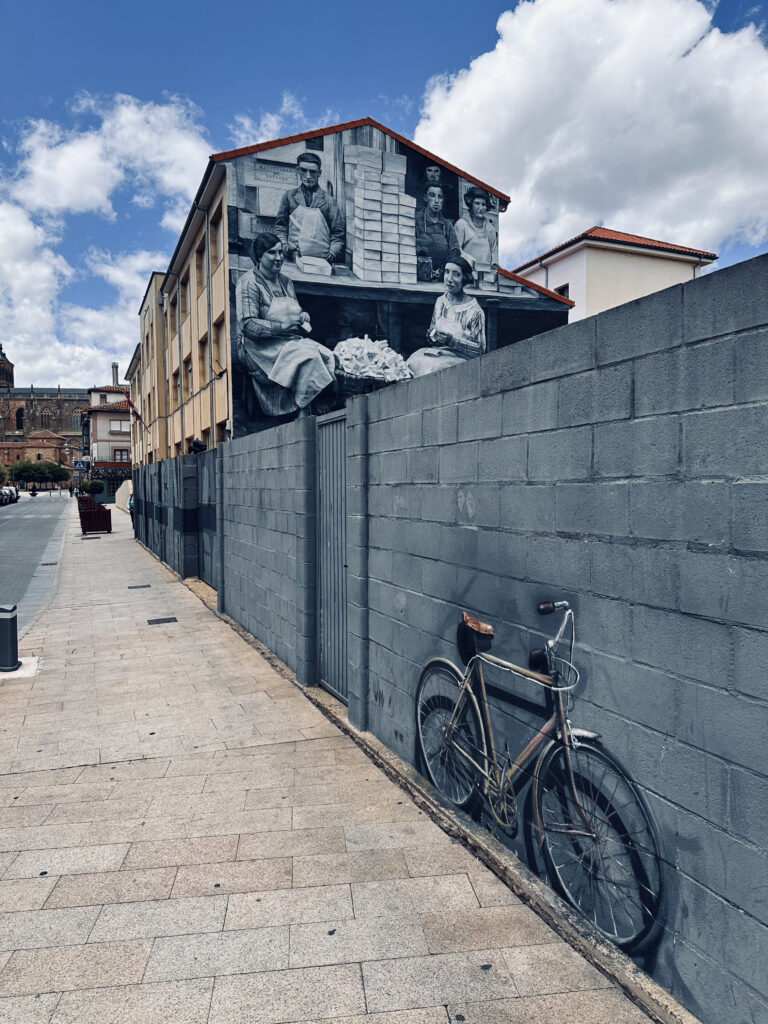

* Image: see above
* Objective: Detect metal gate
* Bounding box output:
[316,410,347,702]
[196,449,217,589]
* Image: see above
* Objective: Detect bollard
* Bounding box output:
[0,606,21,672]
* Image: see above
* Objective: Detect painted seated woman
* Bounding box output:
[235,233,336,417]
[407,256,486,377]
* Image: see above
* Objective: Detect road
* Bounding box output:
[0,492,71,631]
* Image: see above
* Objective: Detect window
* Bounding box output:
[169,298,177,337]
[555,284,570,299]
[216,420,227,444]
[113,449,130,462]
[195,240,206,297]
[36,453,42,461]
[199,335,209,384]
[184,358,193,401]
[210,205,224,267]
[180,274,190,320]
[15,408,23,430]
[99,393,107,405]
[41,412,51,429]
[172,371,180,407]
[212,319,225,373]
[71,413,81,430]
[110,420,130,432]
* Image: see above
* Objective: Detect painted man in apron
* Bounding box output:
[274,152,345,264]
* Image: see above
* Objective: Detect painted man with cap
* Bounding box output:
[274,152,345,264]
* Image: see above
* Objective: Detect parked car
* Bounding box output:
[0,488,8,507]
[0,486,16,505]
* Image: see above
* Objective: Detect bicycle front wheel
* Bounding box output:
[416,660,485,811]
[533,741,665,952]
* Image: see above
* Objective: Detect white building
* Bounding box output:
[514,226,717,321]
[82,369,133,501]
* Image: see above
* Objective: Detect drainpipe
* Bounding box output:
[158,292,169,460]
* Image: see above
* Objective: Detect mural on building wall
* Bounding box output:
[227,129,503,435]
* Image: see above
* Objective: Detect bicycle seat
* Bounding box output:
[461,612,494,638]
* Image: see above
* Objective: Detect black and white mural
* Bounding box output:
[227,128,503,434]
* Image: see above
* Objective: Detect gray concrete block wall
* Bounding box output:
[219,418,317,685]
[347,253,768,1024]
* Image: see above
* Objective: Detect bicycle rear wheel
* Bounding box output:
[416,660,485,811]
[533,740,665,952]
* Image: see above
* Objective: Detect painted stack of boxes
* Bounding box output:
[344,146,417,284]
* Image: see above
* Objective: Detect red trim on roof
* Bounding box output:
[515,226,717,272]
[498,267,575,307]
[88,385,129,394]
[93,399,131,413]
[211,117,510,205]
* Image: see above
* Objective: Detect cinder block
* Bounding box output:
[729,766,768,849]
[437,441,478,485]
[732,483,768,554]
[499,483,555,533]
[558,364,632,427]
[477,435,527,482]
[502,380,558,436]
[479,339,533,395]
[585,651,680,737]
[531,316,596,383]
[455,484,500,529]
[733,626,768,700]
[528,426,592,482]
[735,327,768,402]
[420,485,458,525]
[631,605,732,687]
[405,370,441,412]
[593,416,679,478]
[456,394,502,441]
[555,482,629,537]
[680,551,768,628]
[590,539,679,609]
[635,341,734,416]
[526,534,590,590]
[683,252,768,343]
[683,406,768,477]
[439,357,480,405]
[422,404,458,446]
[630,481,729,545]
[406,447,439,483]
[595,283,684,365]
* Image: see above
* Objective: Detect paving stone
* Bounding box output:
[45,866,176,908]
[364,949,518,1012]
[293,849,409,887]
[290,914,428,967]
[237,827,346,861]
[421,906,558,953]
[0,905,100,951]
[447,988,651,1023]
[144,925,289,981]
[10,782,115,806]
[122,834,237,869]
[0,877,57,912]
[209,964,366,1024]
[0,822,88,853]
[225,883,353,930]
[171,857,292,897]
[345,820,452,851]
[352,874,479,918]
[0,938,151,996]
[467,873,520,907]
[3,843,129,879]
[502,942,614,995]
[51,978,213,1024]
[87,894,227,942]
[0,805,54,829]
[0,993,60,1023]
[404,842,484,878]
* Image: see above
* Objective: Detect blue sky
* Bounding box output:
[1,0,766,384]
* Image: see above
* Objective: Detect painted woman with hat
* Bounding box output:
[454,186,498,269]
[407,255,486,377]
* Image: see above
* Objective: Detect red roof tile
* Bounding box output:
[88,385,129,394]
[514,226,717,272]
[212,117,510,205]
[498,267,575,306]
[92,399,131,412]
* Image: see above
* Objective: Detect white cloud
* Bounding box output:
[414,0,768,266]
[228,92,339,148]
[11,93,211,229]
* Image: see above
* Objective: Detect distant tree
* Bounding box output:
[79,479,104,495]
[10,459,69,486]
[0,463,6,485]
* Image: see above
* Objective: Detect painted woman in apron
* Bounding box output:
[235,233,336,417]
[454,187,498,270]
[407,256,486,377]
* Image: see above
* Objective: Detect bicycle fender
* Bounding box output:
[571,728,601,741]
[417,656,464,679]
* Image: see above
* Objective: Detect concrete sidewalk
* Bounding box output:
[0,504,651,1023]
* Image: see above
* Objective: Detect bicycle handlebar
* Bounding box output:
[537,600,570,616]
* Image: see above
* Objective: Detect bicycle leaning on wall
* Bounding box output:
[415,599,666,952]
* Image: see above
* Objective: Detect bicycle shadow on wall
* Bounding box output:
[414,599,668,961]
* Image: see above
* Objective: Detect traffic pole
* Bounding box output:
[0,606,21,673]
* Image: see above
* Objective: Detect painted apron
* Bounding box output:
[415,211,451,274]
[239,293,334,410]
[288,205,331,259]
[407,299,475,377]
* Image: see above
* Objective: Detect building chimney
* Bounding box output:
[111,362,119,386]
